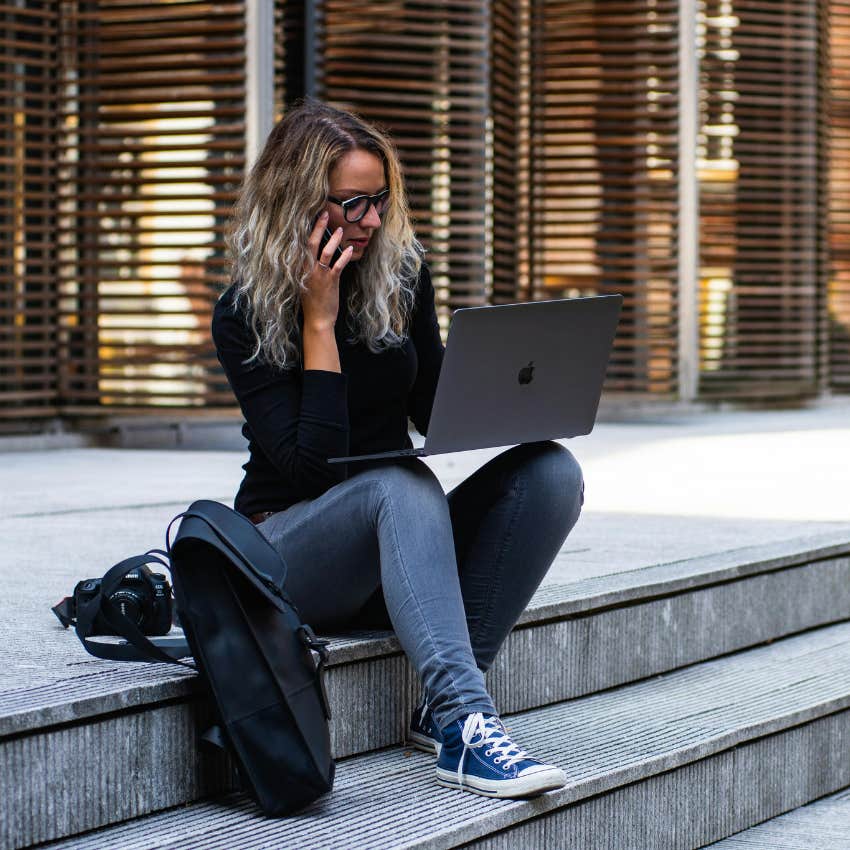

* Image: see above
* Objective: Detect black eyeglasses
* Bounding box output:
[326,188,390,223]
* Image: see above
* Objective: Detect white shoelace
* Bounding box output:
[457,713,530,787]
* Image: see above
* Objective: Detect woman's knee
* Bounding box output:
[513,440,584,516]
[549,441,583,498]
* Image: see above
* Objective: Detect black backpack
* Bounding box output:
[73,499,335,816]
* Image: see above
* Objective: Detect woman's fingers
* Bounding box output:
[307,210,329,253]
[319,226,344,268]
[333,244,355,273]
[307,210,353,276]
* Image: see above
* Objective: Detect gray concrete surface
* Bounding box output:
[704,787,850,848]
[34,623,850,850]
[2,405,849,701]
[3,406,850,848]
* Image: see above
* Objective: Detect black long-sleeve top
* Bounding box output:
[211,262,444,516]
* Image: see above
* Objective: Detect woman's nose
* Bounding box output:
[361,203,382,229]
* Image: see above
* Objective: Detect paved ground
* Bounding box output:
[3,404,849,695]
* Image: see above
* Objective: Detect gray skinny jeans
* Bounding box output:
[256,440,584,730]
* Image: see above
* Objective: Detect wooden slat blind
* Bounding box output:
[830,1,850,392]
[305,0,491,328]
[4,1,848,432]
[697,0,823,399]
[55,0,246,409]
[527,1,681,395]
[1,2,60,421]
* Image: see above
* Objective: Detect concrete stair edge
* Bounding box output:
[524,531,850,623]
[2,546,849,845]
[702,787,850,849]
[5,533,849,740]
[4,537,850,847]
[25,622,850,850]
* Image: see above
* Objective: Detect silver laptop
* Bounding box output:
[328,294,622,464]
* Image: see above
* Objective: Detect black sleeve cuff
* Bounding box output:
[301,369,349,428]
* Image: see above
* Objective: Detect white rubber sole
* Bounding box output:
[435,764,567,799]
[407,730,442,755]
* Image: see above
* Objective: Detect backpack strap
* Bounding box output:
[75,552,194,668]
[298,624,332,720]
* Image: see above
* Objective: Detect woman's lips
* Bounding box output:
[349,239,369,248]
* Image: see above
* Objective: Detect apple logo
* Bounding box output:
[518,361,535,385]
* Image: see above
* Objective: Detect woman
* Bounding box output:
[212,98,584,799]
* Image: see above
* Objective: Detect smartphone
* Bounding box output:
[316,224,344,267]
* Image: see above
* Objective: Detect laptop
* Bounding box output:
[327,293,622,464]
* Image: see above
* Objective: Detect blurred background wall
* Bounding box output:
[2,0,848,435]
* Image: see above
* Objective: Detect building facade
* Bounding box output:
[2,0,848,434]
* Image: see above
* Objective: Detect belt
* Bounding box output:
[249,511,275,525]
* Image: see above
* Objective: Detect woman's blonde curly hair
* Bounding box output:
[227,98,423,369]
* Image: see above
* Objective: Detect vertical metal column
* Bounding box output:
[246,0,275,168]
[677,0,700,401]
[304,0,318,96]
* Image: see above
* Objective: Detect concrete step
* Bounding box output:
[702,788,850,849]
[4,534,850,849]
[32,622,850,850]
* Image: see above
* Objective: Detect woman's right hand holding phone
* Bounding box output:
[303,211,354,333]
[302,211,353,372]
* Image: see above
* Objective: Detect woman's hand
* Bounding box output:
[303,211,354,332]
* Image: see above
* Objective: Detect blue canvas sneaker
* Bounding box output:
[407,698,443,755]
[435,712,567,798]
